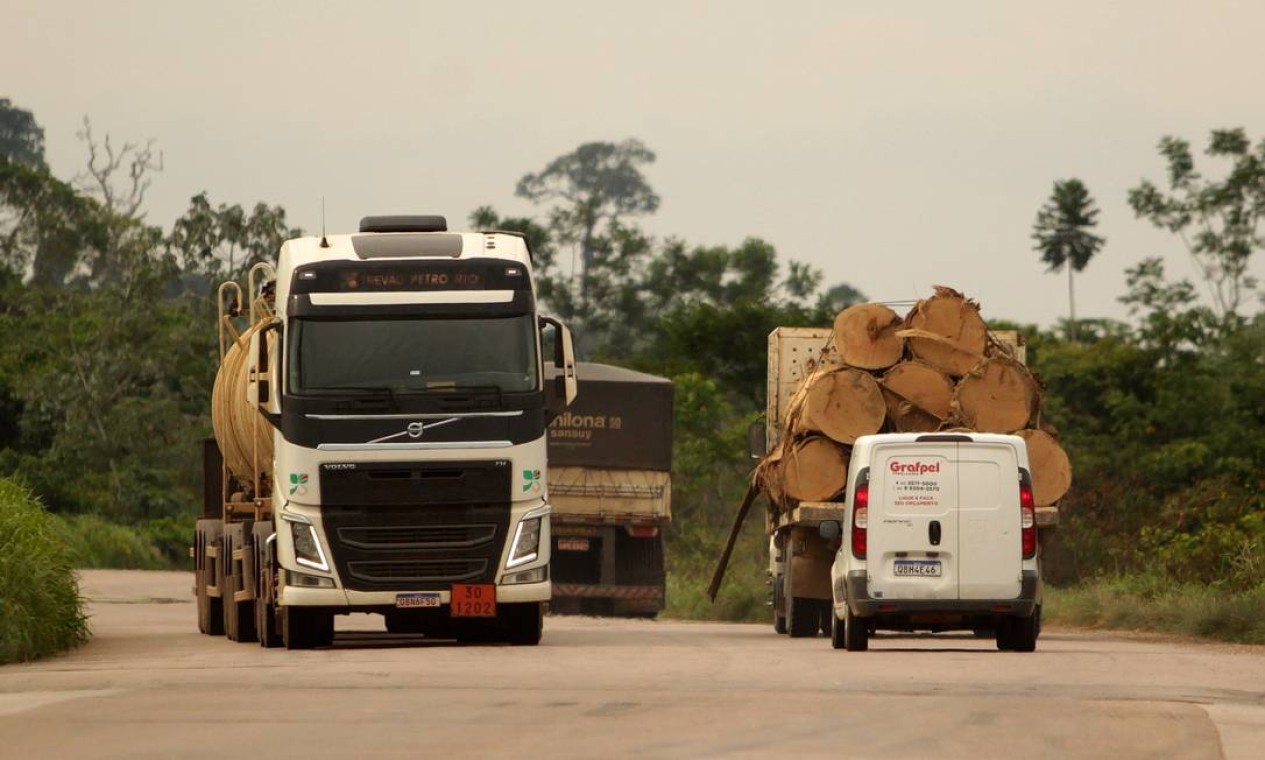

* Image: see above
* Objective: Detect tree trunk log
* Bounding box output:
[1016,428,1072,506]
[899,286,988,376]
[833,302,905,370]
[952,356,1040,433]
[780,436,849,503]
[797,368,886,445]
[880,361,954,432]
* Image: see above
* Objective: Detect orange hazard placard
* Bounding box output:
[450,583,497,617]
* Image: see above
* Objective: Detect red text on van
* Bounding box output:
[889,461,941,475]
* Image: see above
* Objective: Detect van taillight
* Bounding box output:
[1020,473,1036,559]
[852,481,869,559]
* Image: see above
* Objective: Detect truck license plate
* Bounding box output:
[557,537,590,551]
[451,583,497,617]
[893,560,942,577]
[395,592,441,609]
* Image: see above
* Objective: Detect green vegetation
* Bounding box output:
[1044,576,1265,645]
[2,99,1263,643]
[0,478,89,663]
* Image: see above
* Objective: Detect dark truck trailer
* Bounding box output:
[546,363,673,617]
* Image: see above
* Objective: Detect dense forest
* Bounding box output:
[1,98,1263,616]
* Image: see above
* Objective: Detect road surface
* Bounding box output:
[1,570,1264,759]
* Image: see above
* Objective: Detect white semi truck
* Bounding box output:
[193,215,577,648]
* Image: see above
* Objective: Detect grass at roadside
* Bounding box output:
[56,513,192,571]
[0,478,90,663]
[1045,575,1265,645]
[665,521,772,624]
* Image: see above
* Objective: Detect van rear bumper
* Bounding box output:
[846,570,1040,618]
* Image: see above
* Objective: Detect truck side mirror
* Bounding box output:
[818,520,841,540]
[747,419,767,459]
[540,317,578,419]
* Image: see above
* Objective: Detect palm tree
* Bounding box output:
[1032,179,1105,341]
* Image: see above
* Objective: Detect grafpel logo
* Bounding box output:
[889,461,941,475]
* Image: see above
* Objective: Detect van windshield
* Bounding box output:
[288,315,538,394]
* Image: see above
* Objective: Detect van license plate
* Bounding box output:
[395,592,441,609]
[894,560,942,577]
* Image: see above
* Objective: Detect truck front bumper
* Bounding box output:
[280,579,551,608]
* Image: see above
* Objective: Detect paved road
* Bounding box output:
[2,570,1264,759]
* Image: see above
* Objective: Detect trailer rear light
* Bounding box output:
[627,525,659,538]
[852,480,869,560]
[1020,472,1037,559]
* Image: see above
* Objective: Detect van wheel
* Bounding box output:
[1011,608,1039,652]
[830,609,846,650]
[844,605,868,651]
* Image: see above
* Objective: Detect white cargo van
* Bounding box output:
[825,432,1042,652]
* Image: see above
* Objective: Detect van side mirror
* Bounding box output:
[818,520,841,540]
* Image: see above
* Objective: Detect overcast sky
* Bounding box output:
[5,0,1264,328]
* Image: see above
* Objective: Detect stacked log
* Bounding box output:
[758,286,1071,511]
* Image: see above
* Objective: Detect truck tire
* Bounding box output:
[843,605,868,651]
[772,573,787,634]
[830,608,846,649]
[282,606,334,650]
[252,522,280,648]
[786,597,818,638]
[501,602,543,646]
[995,620,1015,651]
[195,520,224,636]
[816,600,833,636]
[223,523,257,643]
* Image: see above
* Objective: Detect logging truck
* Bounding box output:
[546,363,673,617]
[193,215,577,649]
[752,291,1068,638]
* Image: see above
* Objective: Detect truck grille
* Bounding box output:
[337,524,497,550]
[347,559,488,584]
[322,503,508,591]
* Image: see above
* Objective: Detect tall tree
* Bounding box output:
[1128,128,1265,320]
[516,139,659,307]
[1032,179,1104,340]
[0,99,46,169]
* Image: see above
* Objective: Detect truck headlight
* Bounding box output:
[285,517,330,573]
[507,517,542,568]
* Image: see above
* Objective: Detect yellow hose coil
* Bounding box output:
[211,319,276,485]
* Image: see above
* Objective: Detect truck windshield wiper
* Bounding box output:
[312,385,400,408]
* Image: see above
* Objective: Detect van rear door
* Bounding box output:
[957,441,1022,599]
[868,442,958,601]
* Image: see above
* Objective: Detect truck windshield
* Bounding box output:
[289,315,538,394]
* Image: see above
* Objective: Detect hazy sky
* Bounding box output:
[5,0,1265,328]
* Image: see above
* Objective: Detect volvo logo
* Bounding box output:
[368,417,461,445]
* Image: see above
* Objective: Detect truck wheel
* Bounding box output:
[384,611,430,635]
[251,522,281,648]
[223,524,257,643]
[502,602,544,646]
[772,573,787,634]
[787,597,818,638]
[816,600,833,636]
[195,520,224,636]
[282,607,334,650]
[830,608,846,650]
[843,605,868,651]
